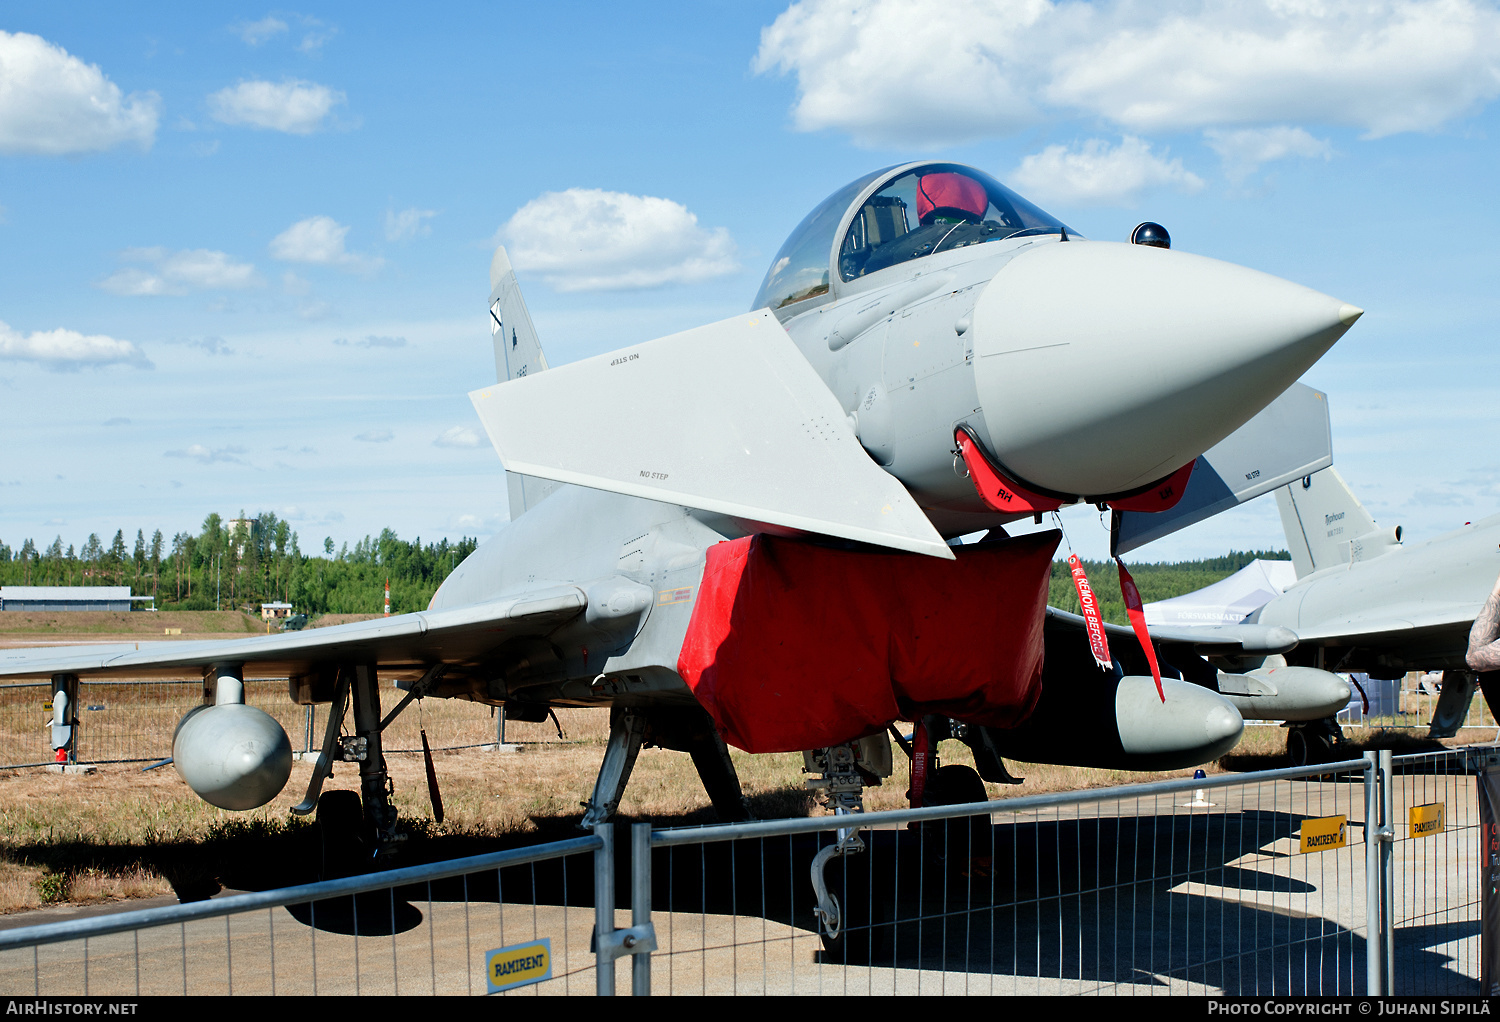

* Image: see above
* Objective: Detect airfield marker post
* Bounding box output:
[1365,750,1383,994]
[1380,749,1396,987]
[595,822,616,995]
[632,822,652,995]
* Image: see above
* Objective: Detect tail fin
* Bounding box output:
[488,246,559,519]
[1275,467,1401,578]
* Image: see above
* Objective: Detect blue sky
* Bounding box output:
[2,1,1498,563]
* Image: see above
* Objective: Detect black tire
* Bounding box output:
[316,790,366,880]
[920,765,993,875]
[1287,727,1310,767]
[926,764,988,806]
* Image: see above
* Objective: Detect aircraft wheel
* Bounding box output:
[316,790,367,880]
[1284,726,1308,765]
[921,765,993,878]
[926,764,989,806]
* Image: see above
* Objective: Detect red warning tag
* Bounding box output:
[1117,560,1165,702]
[1068,555,1112,671]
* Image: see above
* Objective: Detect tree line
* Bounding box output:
[0,521,1285,622]
[1048,549,1291,625]
[0,511,477,616]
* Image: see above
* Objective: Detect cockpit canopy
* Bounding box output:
[752,163,1075,315]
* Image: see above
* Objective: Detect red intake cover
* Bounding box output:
[677,531,1060,753]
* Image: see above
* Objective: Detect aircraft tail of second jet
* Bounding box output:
[488,245,560,520]
[1276,466,1401,578]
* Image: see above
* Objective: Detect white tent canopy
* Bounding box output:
[1142,559,1296,627]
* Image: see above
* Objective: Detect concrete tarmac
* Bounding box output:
[0,764,1485,996]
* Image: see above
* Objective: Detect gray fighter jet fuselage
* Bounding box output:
[5,161,1363,840]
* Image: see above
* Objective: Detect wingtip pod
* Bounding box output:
[172,703,293,811]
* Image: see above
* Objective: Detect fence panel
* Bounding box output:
[636,761,1390,996]
[0,836,606,996]
[1385,747,1488,994]
[1,749,1489,996]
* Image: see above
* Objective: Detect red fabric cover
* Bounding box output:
[917,172,989,222]
[677,531,1060,754]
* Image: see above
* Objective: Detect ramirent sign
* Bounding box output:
[486,938,552,993]
[1299,815,1347,853]
[1409,802,1445,839]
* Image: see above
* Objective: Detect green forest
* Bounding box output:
[0,512,476,616]
[0,515,1286,621]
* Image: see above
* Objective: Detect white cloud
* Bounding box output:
[297,19,337,54]
[0,31,159,154]
[355,429,393,443]
[165,444,246,464]
[1010,136,1204,207]
[207,79,344,134]
[97,247,261,296]
[434,426,482,448]
[385,207,436,241]
[755,0,1047,147]
[333,334,406,348]
[234,17,288,46]
[269,215,381,272]
[502,189,738,291]
[0,320,151,369]
[1049,1,1500,138]
[754,0,1500,147]
[1204,126,1334,182]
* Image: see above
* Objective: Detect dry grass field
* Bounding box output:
[0,612,1492,917]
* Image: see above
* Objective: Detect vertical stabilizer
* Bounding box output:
[1275,467,1397,578]
[488,246,559,519]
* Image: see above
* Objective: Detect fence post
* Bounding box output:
[1380,748,1395,989]
[1366,750,1383,995]
[595,823,615,996]
[631,822,651,996]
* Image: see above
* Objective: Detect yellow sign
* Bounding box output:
[1409,802,1445,839]
[1299,814,1347,853]
[485,939,551,993]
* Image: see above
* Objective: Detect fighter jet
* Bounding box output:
[1252,466,1500,748]
[0,162,1362,860]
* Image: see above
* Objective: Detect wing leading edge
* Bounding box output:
[0,587,586,681]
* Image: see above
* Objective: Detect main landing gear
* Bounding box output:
[291,663,445,877]
[1286,717,1346,767]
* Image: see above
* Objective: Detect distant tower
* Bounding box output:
[384,578,391,617]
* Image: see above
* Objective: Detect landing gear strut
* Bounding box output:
[580,706,752,829]
[290,662,446,869]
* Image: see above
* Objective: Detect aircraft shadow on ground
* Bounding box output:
[278,806,1476,994]
[14,791,1476,990]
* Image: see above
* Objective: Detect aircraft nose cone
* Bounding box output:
[971,240,1359,497]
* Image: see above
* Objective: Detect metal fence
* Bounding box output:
[0,747,1491,995]
[1335,673,1500,734]
[0,836,608,995]
[0,680,591,769]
